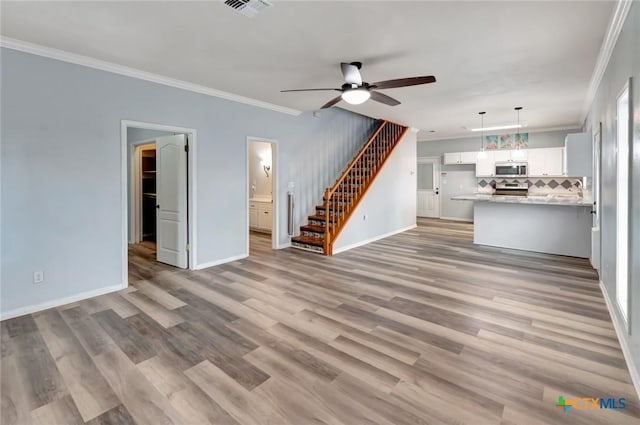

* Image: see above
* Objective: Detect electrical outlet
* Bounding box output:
[33,271,44,284]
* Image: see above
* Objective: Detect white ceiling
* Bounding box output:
[1,1,614,140]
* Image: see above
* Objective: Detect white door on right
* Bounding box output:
[417,159,440,218]
[156,134,188,269]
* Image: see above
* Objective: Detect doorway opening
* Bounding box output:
[616,82,630,327]
[417,157,440,218]
[247,137,278,253]
[122,121,197,286]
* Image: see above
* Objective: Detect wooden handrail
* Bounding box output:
[322,120,408,255]
[326,120,388,197]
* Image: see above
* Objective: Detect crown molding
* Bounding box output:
[582,0,633,120]
[0,37,302,116]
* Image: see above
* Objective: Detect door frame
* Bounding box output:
[417,156,441,218]
[121,120,198,285]
[615,78,632,331]
[130,139,157,244]
[246,136,279,252]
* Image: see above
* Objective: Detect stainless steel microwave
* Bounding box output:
[495,162,528,177]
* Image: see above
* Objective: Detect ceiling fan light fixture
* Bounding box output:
[341,88,370,105]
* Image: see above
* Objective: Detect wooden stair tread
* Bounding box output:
[301,224,326,233]
[291,236,324,246]
[316,204,346,211]
[308,214,336,222]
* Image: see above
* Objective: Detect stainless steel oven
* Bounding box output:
[495,162,528,177]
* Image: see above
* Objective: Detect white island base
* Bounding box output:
[473,202,592,258]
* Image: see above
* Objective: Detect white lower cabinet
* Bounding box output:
[249,201,272,232]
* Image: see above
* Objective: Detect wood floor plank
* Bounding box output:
[84,405,136,425]
[92,346,185,425]
[33,310,120,421]
[8,328,69,410]
[2,220,637,425]
[185,360,290,425]
[93,309,157,364]
[30,395,84,425]
[59,305,116,357]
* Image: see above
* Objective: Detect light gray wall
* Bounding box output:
[0,48,377,315]
[417,128,579,158]
[584,2,640,385]
[248,141,272,199]
[333,130,417,251]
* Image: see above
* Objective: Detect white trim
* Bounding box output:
[582,0,633,120]
[194,253,248,270]
[1,37,301,117]
[599,281,640,402]
[246,137,280,252]
[122,120,198,283]
[332,224,417,255]
[439,216,474,223]
[0,283,126,321]
[276,242,292,250]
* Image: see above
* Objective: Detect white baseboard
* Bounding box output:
[332,224,417,255]
[194,253,248,270]
[0,283,127,321]
[599,281,640,402]
[438,216,474,222]
[276,242,291,249]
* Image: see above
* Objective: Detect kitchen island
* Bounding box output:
[452,194,593,258]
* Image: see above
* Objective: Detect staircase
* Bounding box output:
[291,120,408,255]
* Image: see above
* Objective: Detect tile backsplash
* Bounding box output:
[477,177,584,195]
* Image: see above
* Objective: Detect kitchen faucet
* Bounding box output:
[575,179,584,197]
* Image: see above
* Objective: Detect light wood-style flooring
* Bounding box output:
[2,218,638,424]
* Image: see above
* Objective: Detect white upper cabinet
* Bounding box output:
[494,149,528,162]
[460,151,478,164]
[443,151,478,165]
[527,147,565,177]
[564,132,592,177]
[476,151,495,177]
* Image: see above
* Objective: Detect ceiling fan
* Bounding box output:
[281,62,436,109]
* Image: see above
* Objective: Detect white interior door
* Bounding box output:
[417,158,440,218]
[156,134,188,268]
[591,127,601,270]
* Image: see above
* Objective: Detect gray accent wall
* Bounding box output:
[0,48,377,315]
[584,2,640,387]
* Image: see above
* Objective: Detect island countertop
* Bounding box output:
[451,194,592,207]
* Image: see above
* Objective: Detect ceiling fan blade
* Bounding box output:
[280,88,339,92]
[320,95,343,109]
[340,62,362,85]
[370,76,436,90]
[370,91,401,106]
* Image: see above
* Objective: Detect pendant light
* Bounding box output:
[514,106,523,149]
[477,111,487,158]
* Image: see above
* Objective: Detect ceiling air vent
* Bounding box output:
[224,0,273,18]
